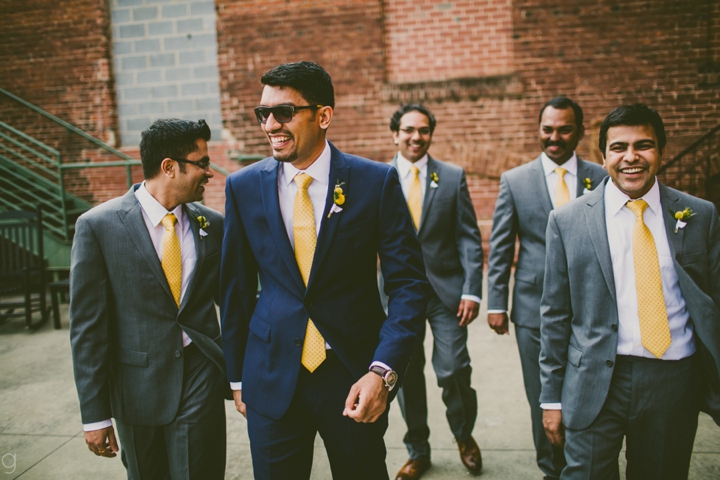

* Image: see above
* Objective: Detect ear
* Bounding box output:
[577,124,585,140]
[600,152,607,169]
[318,106,333,130]
[160,158,176,178]
[391,130,399,145]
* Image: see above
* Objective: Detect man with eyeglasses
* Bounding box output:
[70,118,228,479]
[220,61,428,479]
[486,97,606,479]
[385,105,484,480]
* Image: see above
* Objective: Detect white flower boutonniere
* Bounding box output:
[430,172,439,189]
[582,177,592,195]
[327,180,345,218]
[671,207,696,233]
[196,215,210,239]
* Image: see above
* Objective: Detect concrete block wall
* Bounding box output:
[111,0,223,147]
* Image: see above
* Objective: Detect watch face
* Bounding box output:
[386,371,398,387]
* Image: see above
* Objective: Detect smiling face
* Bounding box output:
[392,110,433,162]
[259,85,331,170]
[602,124,664,199]
[539,106,584,165]
[176,138,212,204]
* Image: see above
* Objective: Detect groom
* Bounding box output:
[220,61,428,479]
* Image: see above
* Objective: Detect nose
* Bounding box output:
[411,130,422,141]
[206,166,215,178]
[265,113,282,131]
[549,130,560,142]
[624,147,638,162]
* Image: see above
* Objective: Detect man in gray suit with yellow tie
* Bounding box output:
[486,97,606,479]
[70,119,227,479]
[388,104,485,480]
[540,104,720,479]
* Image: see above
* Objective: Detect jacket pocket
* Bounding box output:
[249,316,271,343]
[681,250,706,266]
[514,270,539,286]
[116,348,148,367]
[567,344,582,367]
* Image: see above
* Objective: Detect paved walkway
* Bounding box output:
[1,300,719,479]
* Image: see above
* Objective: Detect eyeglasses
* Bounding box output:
[254,104,323,124]
[399,127,432,136]
[170,157,211,171]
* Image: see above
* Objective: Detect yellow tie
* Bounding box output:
[161,213,182,307]
[407,165,422,230]
[293,173,326,372]
[626,200,671,358]
[554,167,570,208]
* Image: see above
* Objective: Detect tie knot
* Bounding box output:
[410,165,419,177]
[626,199,649,217]
[294,173,313,190]
[554,167,567,178]
[161,213,177,231]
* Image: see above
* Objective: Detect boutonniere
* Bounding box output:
[327,180,345,218]
[430,172,439,189]
[671,207,696,233]
[195,215,210,238]
[582,177,592,195]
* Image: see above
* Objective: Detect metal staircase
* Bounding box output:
[658,124,720,210]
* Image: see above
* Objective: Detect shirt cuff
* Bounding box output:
[540,403,562,410]
[83,419,113,431]
[370,360,392,371]
[460,294,482,305]
[230,382,242,391]
[487,309,507,314]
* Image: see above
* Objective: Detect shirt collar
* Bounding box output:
[280,140,331,187]
[541,152,578,177]
[605,176,661,217]
[396,153,428,178]
[135,182,185,228]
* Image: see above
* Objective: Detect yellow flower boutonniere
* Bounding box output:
[328,181,345,218]
[581,177,593,195]
[196,215,210,239]
[430,172,439,189]
[671,207,696,233]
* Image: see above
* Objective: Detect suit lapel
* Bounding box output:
[531,157,554,216]
[308,144,348,290]
[116,187,174,301]
[659,183,684,261]
[418,156,438,235]
[260,160,305,292]
[179,203,204,312]
[584,181,617,304]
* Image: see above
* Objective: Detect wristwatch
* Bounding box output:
[369,365,398,391]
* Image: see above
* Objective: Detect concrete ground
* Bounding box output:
[1,300,719,479]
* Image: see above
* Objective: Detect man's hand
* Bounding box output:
[343,372,389,423]
[543,409,565,446]
[84,426,119,458]
[233,389,247,418]
[457,299,480,327]
[487,312,510,335]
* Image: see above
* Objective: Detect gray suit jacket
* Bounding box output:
[539,179,720,429]
[487,156,607,327]
[70,186,226,426]
[390,155,484,311]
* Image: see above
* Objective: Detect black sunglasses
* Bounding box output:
[170,157,211,171]
[254,104,323,124]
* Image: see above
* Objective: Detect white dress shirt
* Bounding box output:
[84,182,198,431]
[396,153,481,306]
[540,152,578,208]
[605,178,695,359]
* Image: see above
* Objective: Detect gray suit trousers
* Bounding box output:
[115,344,227,480]
[397,292,477,459]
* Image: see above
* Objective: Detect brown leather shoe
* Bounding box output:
[457,436,482,474]
[395,458,431,480]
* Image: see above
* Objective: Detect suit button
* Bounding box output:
[174,350,182,358]
[611,324,618,331]
[606,360,613,367]
[294,338,302,347]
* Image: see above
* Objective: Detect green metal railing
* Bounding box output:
[0,88,231,242]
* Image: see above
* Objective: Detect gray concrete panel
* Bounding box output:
[148,21,174,36]
[121,55,147,69]
[177,18,204,34]
[149,53,176,67]
[190,1,216,16]
[162,4,188,18]
[119,23,145,38]
[179,50,205,65]
[137,70,164,84]
[134,39,161,54]
[151,85,179,98]
[133,6,158,21]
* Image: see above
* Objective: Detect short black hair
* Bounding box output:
[260,61,335,109]
[389,104,437,133]
[538,97,584,131]
[599,104,666,154]
[139,118,211,179]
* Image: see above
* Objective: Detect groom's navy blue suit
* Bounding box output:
[220,142,428,478]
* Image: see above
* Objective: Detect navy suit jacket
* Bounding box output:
[220,143,428,420]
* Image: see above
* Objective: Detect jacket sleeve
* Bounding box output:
[487,173,518,310]
[454,169,484,299]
